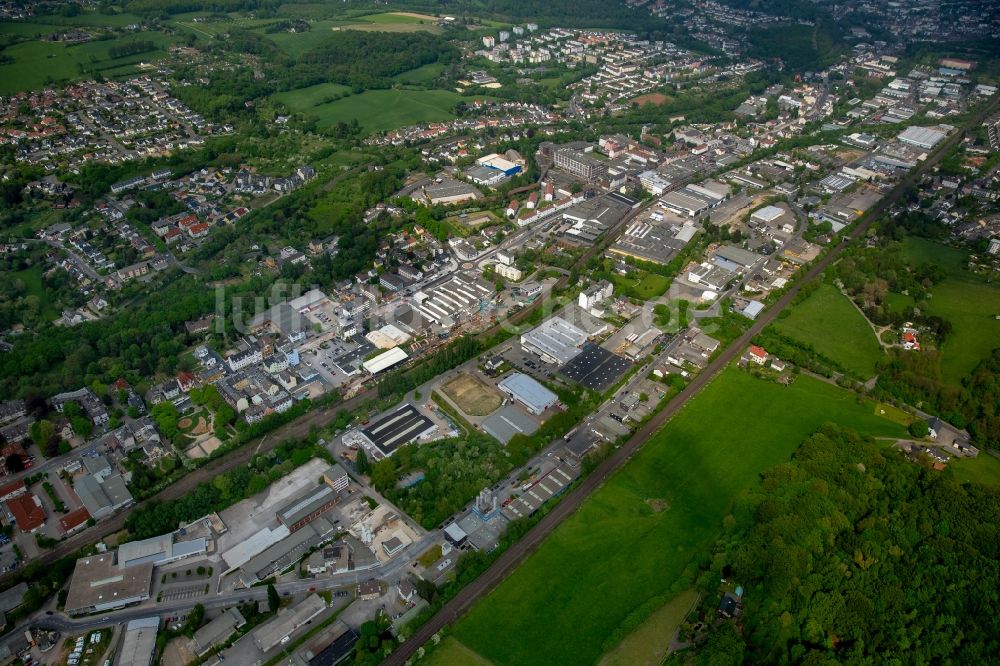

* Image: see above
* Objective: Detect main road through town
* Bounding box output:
[383,98,1000,666]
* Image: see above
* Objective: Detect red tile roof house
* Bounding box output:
[748,345,768,365]
[6,493,45,532]
[0,480,26,503]
[59,507,91,534]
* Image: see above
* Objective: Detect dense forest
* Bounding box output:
[682,425,1000,664]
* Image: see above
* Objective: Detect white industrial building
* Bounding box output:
[362,347,409,375]
[497,373,559,415]
[521,317,589,364]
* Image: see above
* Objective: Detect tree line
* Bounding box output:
[678,424,1000,664]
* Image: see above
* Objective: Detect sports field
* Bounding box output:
[441,373,503,417]
[900,237,1000,384]
[452,367,908,665]
[771,282,883,377]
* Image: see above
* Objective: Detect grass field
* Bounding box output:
[0,31,178,94]
[599,589,698,666]
[772,283,884,377]
[950,455,1000,489]
[272,82,353,110]
[306,89,472,134]
[611,270,671,300]
[425,637,494,666]
[441,373,503,417]
[900,237,1000,384]
[394,62,445,84]
[453,367,908,666]
[11,264,58,320]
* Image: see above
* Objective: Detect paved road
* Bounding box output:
[382,97,1000,666]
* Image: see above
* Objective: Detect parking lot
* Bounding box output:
[159,583,208,602]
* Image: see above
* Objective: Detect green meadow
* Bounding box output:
[453,367,907,666]
[771,282,884,377]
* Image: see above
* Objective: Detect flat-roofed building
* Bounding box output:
[323,464,349,493]
[117,533,208,569]
[116,617,158,666]
[362,347,409,375]
[497,373,558,415]
[521,316,588,365]
[240,519,335,586]
[345,404,437,459]
[276,484,343,532]
[193,607,246,656]
[252,594,327,653]
[898,125,948,150]
[502,464,578,520]
[553,146,608,183]
[64,553,154,616]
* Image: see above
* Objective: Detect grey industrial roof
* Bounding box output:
[0,583,27,613]
[117,617,158,666]
[502,464,578,520]
[193,607,246,655]
[497,373,558,414]
[482,405,540,444]
[64,554,153,615]
[252,594,327,652]
[241,519,334,584]
[522,316,588,364]
[276,484,337,527]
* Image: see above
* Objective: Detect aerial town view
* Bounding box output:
[0,0,998,664]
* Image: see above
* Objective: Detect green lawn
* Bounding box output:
[454,368,907,666]
[424,637,494,666]
[610,270,671,300]
[771,283,884,377]
[306,89,473,134]
[950,455,1000,489]
[900,236,968,276]
[900,238,1000,384]
[0,31,179,94]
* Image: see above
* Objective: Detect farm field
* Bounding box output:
[0,31,178,94]
[453,367,908,666]
[900,237,1000,384]
[771,282,884,377]
[441,373,503,417]
[305,89,474,134]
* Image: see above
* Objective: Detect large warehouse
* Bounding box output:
[344,404,437,458]
[64,553,153,616]
[497,373,559,415]
[521,317,589,365]
[362,347,409,375]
